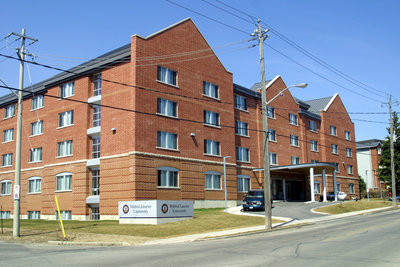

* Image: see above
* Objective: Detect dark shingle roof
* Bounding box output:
[304,96,333,115]
[356,139,384,149]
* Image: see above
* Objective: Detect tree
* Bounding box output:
[377,111,400,184]
[359,176,367,196]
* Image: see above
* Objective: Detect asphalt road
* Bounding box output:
[1,209,399,266]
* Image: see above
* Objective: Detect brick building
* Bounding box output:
[0,18,358,220]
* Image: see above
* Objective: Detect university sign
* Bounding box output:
[118,200,193,225]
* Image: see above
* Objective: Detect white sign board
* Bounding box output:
[13,185,20,200]
[118,200,193,224]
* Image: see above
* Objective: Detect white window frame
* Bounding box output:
[267,106,275,119]
[93,73,102,96]
[310,140,318,152]
[309,120,317,132]
[330,125,337,136]
[92,104,101,127]
[291,156,300,165]
[336,183,341,192]
[60,82,74,98]
[92,136,100,159]
[268,129,277,142]
[30,120,43,136]
[349,183,355,194]
[203,81,219,99]
[345,130,351,141]
[28,177,42,194]
[346,148,352,157]
[289,113,298,126]
[1,180,12,195]
[234,95,247,111]
[157,98,177,118]
[91,169,100,195]
[157,131,178,150]
[29,147,42,163]
[157,65,177,86]
[0,211,11,219]
[205,171,221,190]
[235,120,249,137]
[237,175,250,192]
[204,139,220,156]
[204,110,220,127]
[32,95,44,110]
[57,140,73,157]
[4,105,15,119]
[56,172,72,192]
[2,153,12,167]
[290,134,299,147]
[347,165,354,175]
[236,146,250,162]
[3,128,14,143]
[331,144,338,154]
[269,152,277,165]
[314,181,321,194]
[28,211,41,219]
[58,110,74,128]
[56,210,72,221]
[334,162,340,173]
[157,167,179,188]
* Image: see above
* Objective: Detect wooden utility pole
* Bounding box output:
[389,95,396,207]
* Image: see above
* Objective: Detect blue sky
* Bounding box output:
[1,0,399,141]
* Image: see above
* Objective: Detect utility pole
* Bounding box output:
[389,95,396,207]
[8,29,37,237]
[254,20,272,230]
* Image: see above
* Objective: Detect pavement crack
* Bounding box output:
[295,242,303,258]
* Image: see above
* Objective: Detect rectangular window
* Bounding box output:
[205,173,221,190]
[203,81,219,99]
[157,131,178,150]
[291,156,300,165]
[29,148,42,163]
[268,129,277,142]
[310,140,318,152]
[234,95,247,111]
[314,181,321,194]
[3,128,14,143]
[157,66,177,86]
[92,136,100,159]
[346,148,352,157]
[204,110,220,127]
[311,160,319,163]
[93,73,102,96]
[32,95,44,110]
[331,144,338,154]
[309,120,317,132]
[267,106,275,119]
[58,110,74,128]
[56,173,72,191]
[345,130,351,141]
[57,140,73,157]
[4,105,15,118]
[157,98,177,118]
[30,120,43,136]
[60,82,74,98]
[1,180,12,195]
[347,165,354,175]
[91,207,100,221]
[336,183,341,192]
[91,169,100,195]
[269,152,277,165]
[289,113,298,125]
[330,125,337,136]
[0,211,11,219]
[236,147,250,162]
[158,169,178,188]
[204,139,220,156]
[2,153,12,167]
[237,176,250,192]
[235,121,249,136]
[92,105,101,127]
[28,177,41,193]
[290,134,299,146]
[334,162,339,172]
[349,183,355,194]
[28,211,40,219]
[56,211,72,221]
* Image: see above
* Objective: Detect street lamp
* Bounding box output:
[223,156,232,213]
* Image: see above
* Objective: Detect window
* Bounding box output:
[237,175,250,192]
[310,140,318,152]
[236,147,250,162]
[267,106,275,118]
[347,165,354,175]
[4,105,15,119]
[235,121,249,136]
[56,211,72,220]
[60,82,74,98]
[345,130,351,140]
[91,207,100,221]
[268,129,276,142]
[28,177,41,193]
[92,105,101,127]
[157,131,178,150]
[204,110,220,127]
[204,139,220,156]
[290,134,299,146]
[56,172,72,191]
[377,147,382,155]
[234,95,247,111]
[93,73,102,96]
[91,169,100,195]
[314,181,321,194]
[30,120,43,136]
[3,128,14,143]
[346,148,352,157]
[331,144,338,154]
[336,183,341,192]
[203,81,219,99]
[58,110,74,128]
[269,152,277,165]
[349,183,355,194]
[157,66,177,86]
[311,160,319,163]
[32,95,44,110]
[205,171,221,190]
[0,211,10,219]
[157,167,179,188]
[29,148,42,163]
[1,180,11,195]
[309,120,317,132]
[289,113,298,125]
[157,98,177,118]
[28,211,40,219]
[291,156,300,165]
[92,136,100,159]
[57,140,73,157]
[330,125,337,136]
[2,153,12,167]
[334,162,339,172]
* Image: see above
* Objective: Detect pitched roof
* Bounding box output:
[303,96,334,115]
[356,139,384,149]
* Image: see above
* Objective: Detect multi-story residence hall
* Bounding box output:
[0,19,358,220]
[356,139,383,191]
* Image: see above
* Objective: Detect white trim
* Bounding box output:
[323,93,338,112]
[265,75,281,90]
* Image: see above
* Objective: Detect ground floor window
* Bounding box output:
[56,210,71,220]
[1,180,12,195]
[349,183,355,194]
[237,175,250,192]
[314,181,321,194]
[0,211,10,219]
[157,167,179,188]
[336,183,341,192]
[28,211,40,219]
[205,172,221,190]
[91,207,100,220]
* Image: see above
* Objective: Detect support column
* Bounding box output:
[322,168,327,202]
[282,179,286,201]
[310,167,315,202]
[333,170,337,201]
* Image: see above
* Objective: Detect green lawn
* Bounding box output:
[314,200,394,214]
